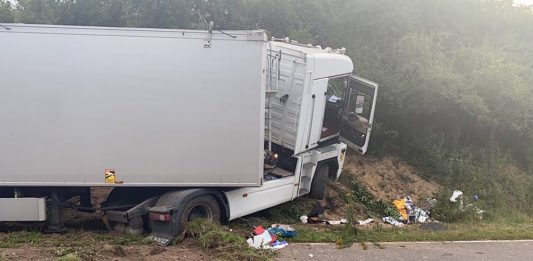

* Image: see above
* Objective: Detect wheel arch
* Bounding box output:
[319,158,339,180]
[154,188,229,222]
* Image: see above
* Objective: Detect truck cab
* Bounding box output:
[224,40,378,224]
[265,40,378,156]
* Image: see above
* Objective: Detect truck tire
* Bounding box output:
[309,164,329,199]
[179,195,221,227]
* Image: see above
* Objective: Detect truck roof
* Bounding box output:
[271,41,353,79]
[0,23,268,42]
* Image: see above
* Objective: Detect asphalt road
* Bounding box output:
[277,240,533,261]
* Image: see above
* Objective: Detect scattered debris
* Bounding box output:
[450,190,463,202]
[415,208,429,223]
[268,224,297,238]
[390,195,432,225]
[326,219,348,225]
[299,200,348,225]
[382,216,404,227]
[300,215,309,224]
[299,215,348,225]
[392,196,408,220]
[357,218,374,225]
[246,224,295,250]
[449,190,485,219]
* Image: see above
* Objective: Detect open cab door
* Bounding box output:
[340,75,378,154]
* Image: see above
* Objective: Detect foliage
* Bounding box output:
[0,0,13,22]
[348,178,398,218]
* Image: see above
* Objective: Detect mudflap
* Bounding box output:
[148,191,188,246]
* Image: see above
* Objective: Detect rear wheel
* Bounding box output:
[309,164,329,199]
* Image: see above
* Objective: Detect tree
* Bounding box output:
[0,0,14,23]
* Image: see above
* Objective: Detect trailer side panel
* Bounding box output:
[0,25,266,187]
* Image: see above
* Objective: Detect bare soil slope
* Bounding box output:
[342,152,441,203]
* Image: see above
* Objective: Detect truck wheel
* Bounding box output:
[179,195,221,227]
[309,164,329,199]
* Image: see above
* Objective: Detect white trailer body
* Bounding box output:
[0,24,267,187]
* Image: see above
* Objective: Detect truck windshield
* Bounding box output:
[326,76,349,103]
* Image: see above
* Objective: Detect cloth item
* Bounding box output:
[450,190,463,202]
[268,224,297,238]
[415,208,429,223]
[308,202,326,217]
[383,216,405,227]
[404,196,416,222]
[307,216,326,224]
[248,232,271,249]
[392,198,408,220]
[300,215,308,224]
[254,226,265,235]
[270,240,289,250]
[247,238,288,250]
[326,219,348,225]
[260,230,272,244]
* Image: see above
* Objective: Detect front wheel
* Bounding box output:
[309,164,329,199]
[178,195,221,232]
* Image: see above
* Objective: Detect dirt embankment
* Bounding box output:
[342,152,440,203]
[321,152,441,220]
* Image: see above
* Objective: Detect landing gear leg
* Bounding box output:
[45,190,67,233]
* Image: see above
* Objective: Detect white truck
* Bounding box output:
[0,24,377,245]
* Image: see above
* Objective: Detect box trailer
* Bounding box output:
[0,24,378,245]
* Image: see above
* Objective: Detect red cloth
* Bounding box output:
[254,226,265,235]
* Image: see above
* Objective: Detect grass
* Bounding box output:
[0,216,531,260]
[0,231,42,248]
[186,219,274,261]
[285,221,533,246]
[0,230,149,249]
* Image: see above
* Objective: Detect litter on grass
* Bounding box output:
[382,216,404,227]
[450,190,463,202]
[299,200,348,225]
[390,195,432,225]
[268,224,297,238]
[246,224,296,250]
[299,215,348,225]
[449,190,485,219]
[357,218,374,225]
